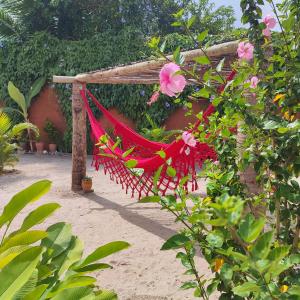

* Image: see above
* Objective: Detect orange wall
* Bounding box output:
[29,85,67,148]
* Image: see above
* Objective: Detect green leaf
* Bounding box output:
[79,241,130,268]
[13,269,38,300]
[277,127,289,134]
[193,87,210,98]
[194,56,210,65]
[0,247,42,300]
[0,180,51,229]
[153,165,163,190]
[47,276,96,298]
[26,77,46,106]
[268,246,290,261]
[20,203,60,232]
[52,236,84,276]
[180,281,197,290]
[187,16,196,29]
[173,9,184,18]
[220,263,233,284]
[41,222,73,259]
[263,120,279,130]
[206,281,219,296]
[122,147,135,158]
[74,263,111,273]
[0,246,29,269]
[251,231,273,259]
[161,234,190,250]
[96,289,118,300]
[23,284,48,300]
[232,282,260,297]
[238,214,265,243]
[206,230,224,248]
[216,58,225,72]
[139,196,160,203]
[8,81,26,117]
[197,30,208,42]
[124,159,137,168]
[288,286,300,295]
[0,231,47,254]
[51,286,94,300]
[156,150,166,159]
[173,46,184,65]
[166,166,176,177]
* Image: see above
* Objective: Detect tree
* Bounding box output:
[0,0,236,40]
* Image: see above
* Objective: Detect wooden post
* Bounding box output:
[71,82,86,191]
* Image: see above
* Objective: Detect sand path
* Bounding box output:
[0,155,216,300]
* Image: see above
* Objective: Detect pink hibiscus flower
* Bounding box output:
[263,15,277,29]
[237,42,254,61]
[262,15,276,37]
[160,63,186,97]
[182,131,196,147]
[250,76,259,89]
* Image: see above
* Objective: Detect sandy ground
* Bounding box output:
[0,154,216,300]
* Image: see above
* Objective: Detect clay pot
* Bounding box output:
[35,142,44,154]
[81,178,92,192]
[49,144,57,154]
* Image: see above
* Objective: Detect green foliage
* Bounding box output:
[7,78,46,121]
[0,180,130,299]
[144,1,300,299]
[0,110,38,172]
[141,113,181,142]
[44,119,63,147]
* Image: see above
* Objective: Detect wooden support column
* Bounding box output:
[71,82,86,191]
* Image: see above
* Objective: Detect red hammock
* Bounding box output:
[80,71,236,198]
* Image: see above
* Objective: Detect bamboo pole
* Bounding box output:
[71,82,87,191]
[74,41,239,83]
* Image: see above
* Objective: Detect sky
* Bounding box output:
[215,0,282,28]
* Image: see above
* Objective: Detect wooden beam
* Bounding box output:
[75,40,239,83]
[53,75,76,83]
[71,82,87,191]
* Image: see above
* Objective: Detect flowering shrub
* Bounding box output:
[144,1,300,299]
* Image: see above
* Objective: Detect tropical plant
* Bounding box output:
[139,0,300,299]
[44,119,63,148]
[8,78,45,151]
[0,109,38,173]
[0,0,236,40]
[0,180,130,299]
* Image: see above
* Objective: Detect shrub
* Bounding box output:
[141,1,300,299]
[0,110,38,173]
[44,119,63,148]
[0,180,130,299]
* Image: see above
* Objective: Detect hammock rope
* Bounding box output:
[80,70,236,198]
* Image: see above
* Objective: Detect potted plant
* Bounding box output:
[35,135,44,154]
[81,176,93,192]
[18,132,28,152]
[44,119,62,154]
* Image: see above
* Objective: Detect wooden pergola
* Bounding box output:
[53,40,239,191]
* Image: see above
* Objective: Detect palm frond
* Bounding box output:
[0,110,12,135]
[10,122,38,138]
[0,8,19,39]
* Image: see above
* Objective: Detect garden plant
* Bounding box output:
[0,109,38,173]
[7,78,46,152]
[136,0,299,299]
[0,180,129,299]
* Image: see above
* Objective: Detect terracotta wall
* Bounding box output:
[29,86,67,149]
[29,86,209,150]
